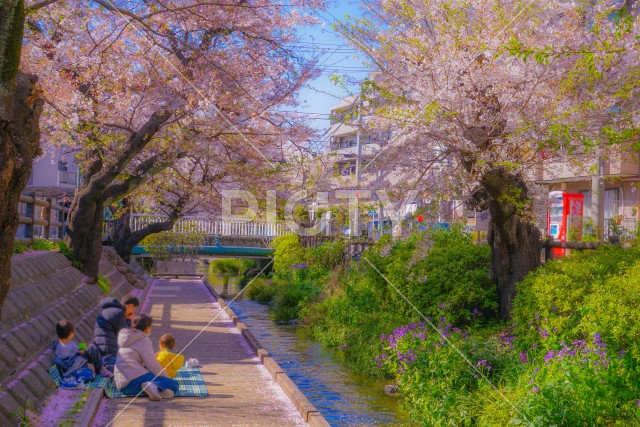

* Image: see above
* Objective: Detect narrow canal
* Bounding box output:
[205,271,410,426]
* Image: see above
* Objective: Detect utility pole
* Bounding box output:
[353,93,363,238]
[591,151,605,240]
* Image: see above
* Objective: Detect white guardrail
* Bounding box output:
[129,214,289,238]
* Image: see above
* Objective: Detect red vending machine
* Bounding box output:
[547,191,584,257]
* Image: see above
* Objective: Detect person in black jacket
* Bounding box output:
[92,295,141,369]
[92,297,127,368]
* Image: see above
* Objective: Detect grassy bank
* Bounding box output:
[245,231,640,425]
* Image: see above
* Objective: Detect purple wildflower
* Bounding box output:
[532,386,539,393]
[520,353,528,363]
[293,263,307,269]
[544,350,555,363]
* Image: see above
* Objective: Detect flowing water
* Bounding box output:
[205,270,411,426]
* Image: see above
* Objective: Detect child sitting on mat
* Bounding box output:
[54,319,100,387]
[156,334,184,378]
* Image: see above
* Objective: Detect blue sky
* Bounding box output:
[291,1,370,148]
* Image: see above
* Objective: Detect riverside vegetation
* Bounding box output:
[245,230,640,426]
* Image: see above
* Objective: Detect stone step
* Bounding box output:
[2,266,84,325]
[10,252,70,288]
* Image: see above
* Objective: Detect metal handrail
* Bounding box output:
[128,214,289,238]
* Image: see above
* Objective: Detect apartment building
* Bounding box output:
[536,150,640,236]
[27,147,81,195]
[327,95,391,181]
[15,147,80,240]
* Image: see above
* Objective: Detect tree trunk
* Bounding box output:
[481,168,542,318]
[65,189,105,279]
[0,0,44,316]
[64,110,172,279]
[113,212,180,263]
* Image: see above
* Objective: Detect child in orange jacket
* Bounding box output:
[155,334,184,378]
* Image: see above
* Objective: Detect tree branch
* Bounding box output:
[88,109,173,195]
[26,0,58,12]
[102,151,186,204]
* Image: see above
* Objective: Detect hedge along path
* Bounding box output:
[94,278,306,427]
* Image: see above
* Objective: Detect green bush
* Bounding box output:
[272,264,327,322]
[305,240,345,271]
[13,241,29,254]
[512,245,640,354]
[30,239,58,251]
[209,259,242,275]
[97,275,111,295]
[270,234,305,277]
[245,277,277,303]
[363,227,496,325]
[378,320,640,426]
[274,280,317,322]
[299,227,496,377]
[58,241,83,270]
[141,223,206,261]
[378,323,516,425]
[508,342,639,426]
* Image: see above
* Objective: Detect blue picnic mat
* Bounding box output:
[49,366,209,398]
[48,365,110,389]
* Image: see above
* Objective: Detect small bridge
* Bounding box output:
[130,214,289,240]
[131,245,274,258]
[129,215,287,259]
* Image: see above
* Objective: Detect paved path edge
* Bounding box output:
[75,388,103,427]
[202,278,331,427]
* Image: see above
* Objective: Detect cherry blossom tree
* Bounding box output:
[109,133,291,262]
[0,0,323,311]
[338,0,639,316]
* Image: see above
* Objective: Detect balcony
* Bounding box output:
[58,170,78,185]
[539,152,640,184]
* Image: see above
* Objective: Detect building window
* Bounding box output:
[604,189,618,219]
[341,165,356,176]
[58,160,68,172]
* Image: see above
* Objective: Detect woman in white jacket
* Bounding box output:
[114,313,179,400]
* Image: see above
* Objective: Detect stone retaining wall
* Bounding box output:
[0,247,149,426]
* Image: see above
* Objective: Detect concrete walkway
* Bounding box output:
[93,279,306,427]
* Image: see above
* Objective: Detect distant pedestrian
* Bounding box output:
[58,193,72,236]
